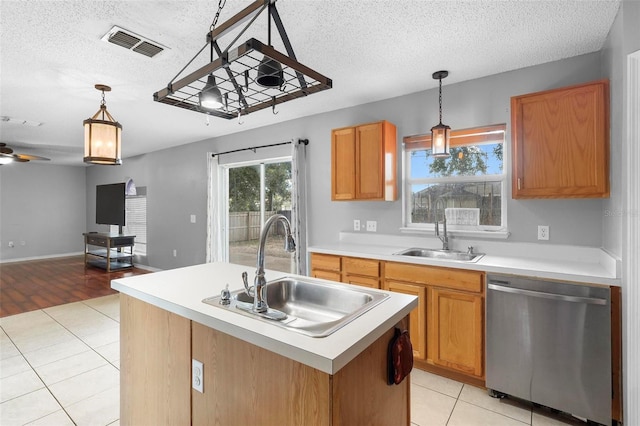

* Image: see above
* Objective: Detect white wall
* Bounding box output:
[0,163,86,261]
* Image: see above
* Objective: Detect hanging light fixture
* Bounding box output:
[84,84,122,165]
[199,74,224,110]
[431,70,451,158]
[154,0,331,120]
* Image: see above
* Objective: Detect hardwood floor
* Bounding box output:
[0,255,151,317]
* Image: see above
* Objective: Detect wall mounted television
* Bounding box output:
[96,182,126,227]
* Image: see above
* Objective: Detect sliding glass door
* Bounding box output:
[223,158,293,273]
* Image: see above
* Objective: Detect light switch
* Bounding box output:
[190,214,196,223]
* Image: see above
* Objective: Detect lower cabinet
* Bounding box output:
[427,287,483,377]
[310,253,486,384]
[310,253,380,289]
[310,253,342,281]
[385,280,427,360]
[384,261,485,384]
[343,256,380,289]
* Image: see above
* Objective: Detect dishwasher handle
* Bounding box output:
[487,282,607,305]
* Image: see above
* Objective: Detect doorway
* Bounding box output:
[222,158,293,273]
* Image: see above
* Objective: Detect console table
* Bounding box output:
[83,232,135,272]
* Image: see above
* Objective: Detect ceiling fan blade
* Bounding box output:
[13,157,30,163]
[14,153,50,161]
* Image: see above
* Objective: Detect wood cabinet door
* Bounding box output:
[511,79,609,199]
[385,280,427,360]
[355,122,384,199]
[331,127,356,200]
[428,287,483,377]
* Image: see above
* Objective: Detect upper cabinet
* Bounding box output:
[511,79,609,199]
[331,120,397,201]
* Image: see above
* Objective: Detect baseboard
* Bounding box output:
[0,252,84,264]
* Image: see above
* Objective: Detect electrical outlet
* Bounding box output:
[537,225,549,241]
[366,221,377,232]
[353,219,361,231]
[173,249,177,257]
[192,359,204,393]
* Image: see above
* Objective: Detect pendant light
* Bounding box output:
[199,74,223,110]
[256,3,284,88]
[430,71,451,158]
[84,84,122,165]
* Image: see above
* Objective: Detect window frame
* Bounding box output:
[401,124,509,237]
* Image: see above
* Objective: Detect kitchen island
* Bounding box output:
[112,262,417,426]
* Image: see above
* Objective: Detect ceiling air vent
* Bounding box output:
[101,26,167,58]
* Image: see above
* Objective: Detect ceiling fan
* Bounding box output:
[0,143,50,165]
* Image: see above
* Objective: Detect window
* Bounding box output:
[402,124,507,234]
[221,158,293,273]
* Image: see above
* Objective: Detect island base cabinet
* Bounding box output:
[120,295,191,426]
[192,322,409,426]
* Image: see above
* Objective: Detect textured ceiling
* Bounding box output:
[0,0,621,166]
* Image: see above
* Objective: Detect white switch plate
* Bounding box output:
[173,249,177,257]
[366,221,377,232]
[353,219,361,231]
[192,359,204,393]
[190,214,196,223]
[537,225,549,240]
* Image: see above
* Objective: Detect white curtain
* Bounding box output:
[206,154,223,263]
[291,139,309,275]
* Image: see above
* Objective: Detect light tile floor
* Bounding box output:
[1,294,582,426]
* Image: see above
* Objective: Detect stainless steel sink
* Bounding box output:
[393,247,484,262]
[203,277,388,338]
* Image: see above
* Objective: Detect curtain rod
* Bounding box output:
[211,138,309,158]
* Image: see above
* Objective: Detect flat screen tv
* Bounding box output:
[96,182,126,226]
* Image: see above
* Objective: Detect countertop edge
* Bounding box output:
[308,244,621,287]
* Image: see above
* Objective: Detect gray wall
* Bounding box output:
[83,51,610,270]
[0,163,86,260]
[2,53,621,269]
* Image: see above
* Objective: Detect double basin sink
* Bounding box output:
[203,248,482,338]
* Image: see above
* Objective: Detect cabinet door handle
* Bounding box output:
[517,178,522,190]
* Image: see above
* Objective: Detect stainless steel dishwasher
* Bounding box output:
[486,274,611,425]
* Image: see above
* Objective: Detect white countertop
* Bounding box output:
[111,262,417,375]
[309,233,620,287]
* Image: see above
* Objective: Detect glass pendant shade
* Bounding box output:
[431,122,451,158]
[256,56,284,87]
[84,105,122,165]
[199,74,223,110]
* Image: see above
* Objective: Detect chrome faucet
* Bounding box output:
[434,198,449,251]
[242,214,295,314]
